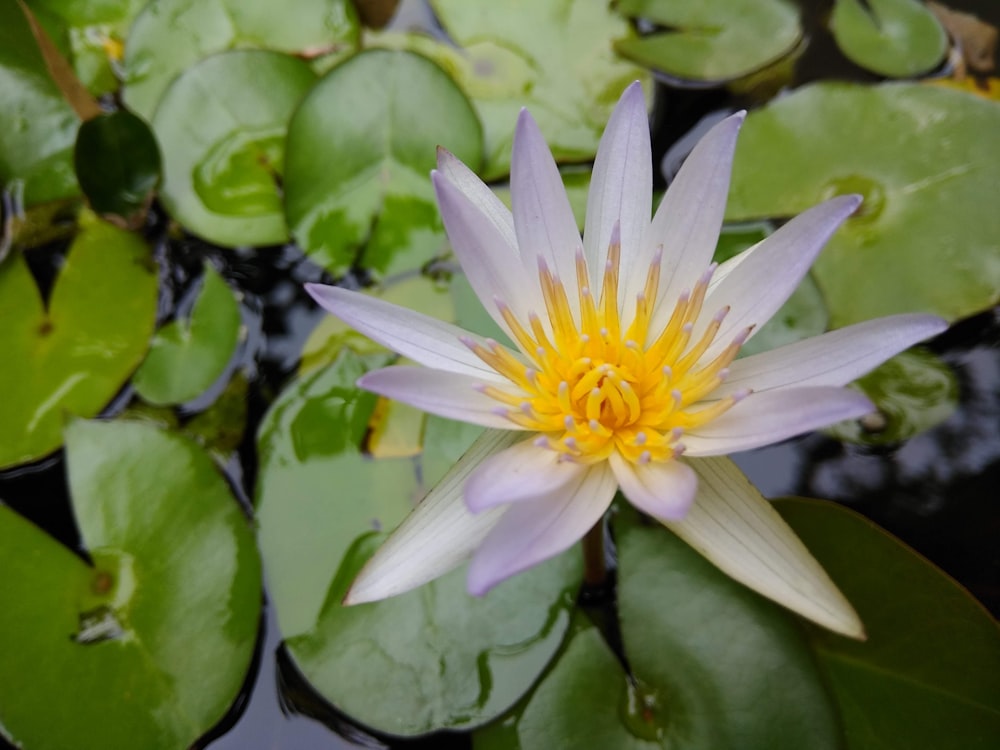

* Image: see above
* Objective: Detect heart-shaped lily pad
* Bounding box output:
[0,218,157,470]
[613,0,802,83]
[830,0,948,78]
[123,0,359,120]
[152,49,317,248]
[132,263,242,406]
[0,0,80,206]
[370,0,649,180]
[284,48,482,275]
[727,82,1000,327]
[0,418,261,750]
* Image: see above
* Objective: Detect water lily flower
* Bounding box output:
[305,82,945,638]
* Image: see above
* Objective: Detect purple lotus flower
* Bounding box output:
[306,82,945,638]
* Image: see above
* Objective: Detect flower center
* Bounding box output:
[463,231,751,465]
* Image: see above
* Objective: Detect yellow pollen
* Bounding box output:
[475,239,749,465]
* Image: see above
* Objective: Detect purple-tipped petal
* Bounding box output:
[433,170,542,333]
[609,452,697,521]
[639,112,745,326]
[467,462,617,596]
[358,366,528,431]
[304,284,502,379]
[345,430,522,605]
[683,386,875,457]
[436,147,517,249]
[696,194,862,360]
[511,108,582,317]
[584,81,652,295]
[667,456,864,638]
[465,439,586,513]
[713,313,948,398]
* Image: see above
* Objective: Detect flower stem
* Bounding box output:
[582,521,607,586]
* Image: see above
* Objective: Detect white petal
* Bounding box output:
[641,113,745,326]
[584,81,652,293]
[358,366,528,431]
[683,386,874,457]
[665,456,864,638]
[713,314,948,398]
[699,195,862,360]
[510,108,582,315]
[305,284,501,380]
[467,462,617,596]
[609,453,697,521]
[436,147,517,249]
[464,439,586,513]
[345,429,522,604]
[433,170,541,333]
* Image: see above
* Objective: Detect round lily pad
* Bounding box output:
[370,0,649,180]
[132,263,242,406]
[0,0,80,206]
[0,219,157,470]
[123,0,359,120]
[727,82,1000,327]
[0,418,261,750]
[284,49,482,275]
[613,0,802,83]
[152,49,316,248]
[830,0,948,78]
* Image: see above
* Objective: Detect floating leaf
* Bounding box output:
[826,347,957,444]
[778,498,1000,750]
[830,0,948,78]
[370,0,649,180]
[0,0,80,206]
[133,263,242,406]
[0,418,261,750]
[284,49,481,275]
[727,82,1000,326]
[122,0,359,119]
[153,49,316,247]
[74,109,161,218]
[613,0,802,83]
[0,219,157,469]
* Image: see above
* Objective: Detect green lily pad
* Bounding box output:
[74,109,161,218]
[831,0,948,78]
[727,82,1000,327]
[0,0,80,206]
[122,0,359,120]
[152,49,316,247]
[778,498,1000,750]
[284,48,481,275]
[613,0,802,83]
[27,0,147,95]
[0,218,157,470]
[0,418,261,750]
[133,263,242,406]
[368,1,648,180]
[826,347,957,444]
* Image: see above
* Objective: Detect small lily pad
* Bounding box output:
[613,0,802,83]
[123,0,359,120]
[826,348,957,444]
[152,49,317,247]
[0,219,157,470]
[0,0,80,206]
[370,0,649,180]
[74,108,161,219]
[284,48,482,275]
[830,0,948,78]
[0,418,261,750]
[133,263,242,406]
[727,82,1000,327]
